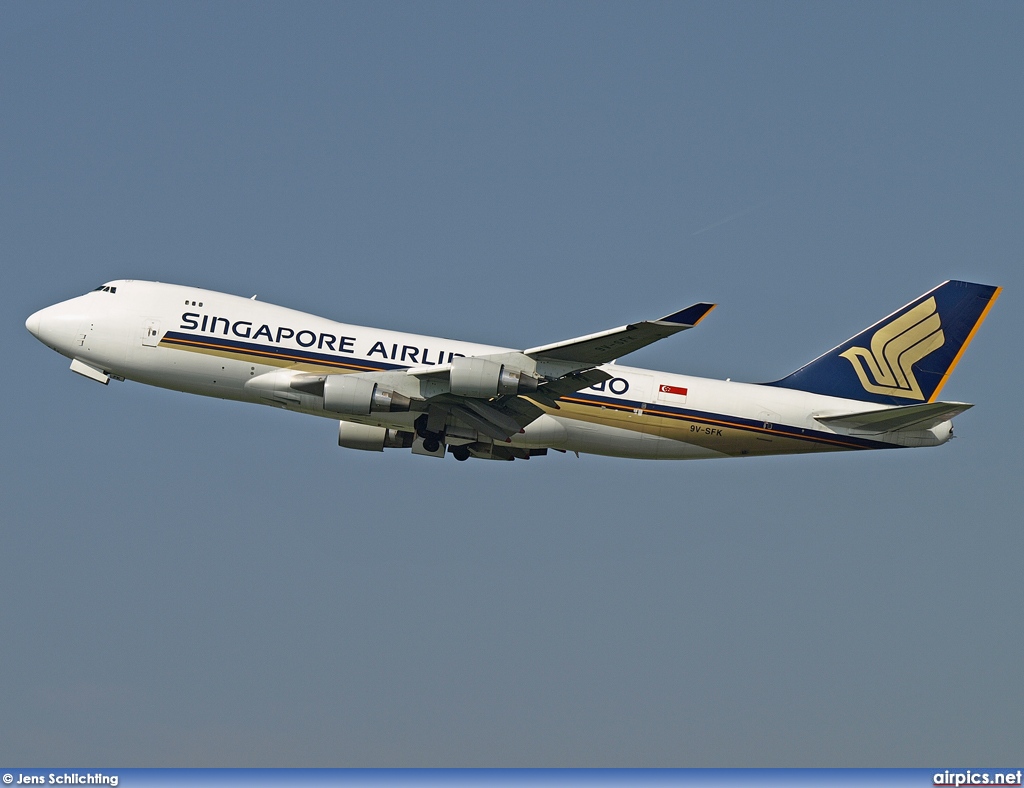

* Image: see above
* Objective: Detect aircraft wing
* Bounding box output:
[525,302,716,366]
[311,302,715,444]
[400,303,714,439]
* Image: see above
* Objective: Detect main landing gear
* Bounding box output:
[415,413,445,454]
[415,413,471,461]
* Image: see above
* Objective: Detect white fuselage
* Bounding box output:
[26,280,954,460]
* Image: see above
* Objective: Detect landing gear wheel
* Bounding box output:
[423,437,441,453]
[451,445,470,462]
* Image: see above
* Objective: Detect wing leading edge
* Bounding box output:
[524,302,716,367]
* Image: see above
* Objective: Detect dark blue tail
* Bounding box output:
[769,280,1000,405]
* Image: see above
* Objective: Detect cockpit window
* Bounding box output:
[93,285,117,293]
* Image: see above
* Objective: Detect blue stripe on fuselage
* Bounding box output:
[161,330,404,373]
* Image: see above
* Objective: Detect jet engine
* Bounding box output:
[322,374,411,416]
[449,357,539,398]
[338,422,414,452]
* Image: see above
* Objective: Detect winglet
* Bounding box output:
[655,303,716,326]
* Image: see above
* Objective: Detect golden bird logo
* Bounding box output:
[839,297,945,400]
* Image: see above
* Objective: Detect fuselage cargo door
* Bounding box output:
[142,319,161,347]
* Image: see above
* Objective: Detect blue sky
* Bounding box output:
[2,1,1022,765]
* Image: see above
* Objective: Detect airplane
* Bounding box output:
[25,279,1000,462]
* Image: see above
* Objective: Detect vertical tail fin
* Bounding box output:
[769,280,1000,405]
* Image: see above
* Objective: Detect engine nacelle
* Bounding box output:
[338,422,413,452]
[323,374,411,416]
[449,357,539,398]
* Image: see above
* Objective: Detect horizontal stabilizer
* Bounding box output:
[526,302,716,366]
[815,401,972,433]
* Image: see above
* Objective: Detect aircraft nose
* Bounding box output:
[26,309,43,338]
[25,302,82,355]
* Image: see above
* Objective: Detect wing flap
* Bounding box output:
[533,368,612,402]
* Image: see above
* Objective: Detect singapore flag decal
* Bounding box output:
[658,383,688,404]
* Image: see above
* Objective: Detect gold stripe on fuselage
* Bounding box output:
[159,335,381,374]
